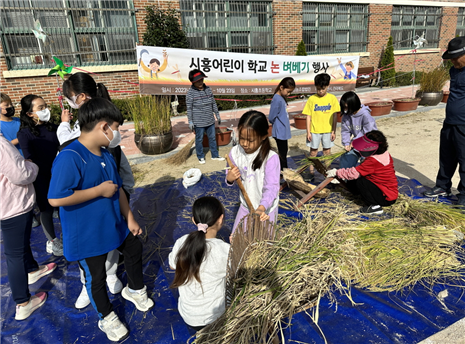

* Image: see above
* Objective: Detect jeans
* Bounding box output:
[339,149,360,169]
[195,124,219,160]
[1,210,39,304]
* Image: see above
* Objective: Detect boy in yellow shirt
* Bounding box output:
[302,73,340,173]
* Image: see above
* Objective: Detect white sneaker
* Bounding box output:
[198,158,206,164]
[106,274,123,294]
[46,240,53,254]
[211,157,225,161]
[98,311,129,342]
[75,286,91,309]
[46,238,63,256]
[28,263,57,284]
[121,286,154,312]
[15,292,47,320]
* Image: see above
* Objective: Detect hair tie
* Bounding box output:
[197,223,208,233]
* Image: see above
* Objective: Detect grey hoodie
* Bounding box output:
[340,104,378,147]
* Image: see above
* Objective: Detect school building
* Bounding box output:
[1,0,465,105]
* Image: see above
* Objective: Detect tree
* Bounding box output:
[142,3,189,48]
[380,36,395,87]
[296,40,307,56]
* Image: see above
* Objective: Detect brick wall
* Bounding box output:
[272,0,303,56]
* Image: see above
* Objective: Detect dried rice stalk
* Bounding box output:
[282,168,329,198]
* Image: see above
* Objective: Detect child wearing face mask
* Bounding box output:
[17,95,62,256]
[0,93,22,156]
[48,98,154,342]
[59,73,133,311]
[226,110,280,235]
[339,91,378,169]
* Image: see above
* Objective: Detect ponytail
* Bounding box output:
[238,110,271,171]
[171,197,224,288]
[96,83,111,101]
[273,77,296,104]
[63,72,110,101]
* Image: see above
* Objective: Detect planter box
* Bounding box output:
[366,102,393,116]
[392,98,421,112]
[135,131,173,155]
[442,91,449,103]
[202,126,232,147]
[293,114,307,129]
[415,91,443,106]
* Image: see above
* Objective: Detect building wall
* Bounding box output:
[0,0,463,107]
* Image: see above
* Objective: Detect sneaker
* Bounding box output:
[98,311,129,342]
[424,186,451,198]
[28,263,57,284]
[121,285,154,312]
[15,292,47,320]
[32,216,40,228]
[75,286,90,309]
[360,205,383,215]
[199,158,206,164]
[46,238,63,256]
[106,274,123,294]
[211,157,225,161]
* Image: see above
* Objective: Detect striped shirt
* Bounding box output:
[186,84,219,128]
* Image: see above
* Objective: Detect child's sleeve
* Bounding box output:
[260,154,280,212]
[211,89,220,117]
[332,95,341,113]
[48,151,82,200]
[225,151,237,186]
[16,130,32,160]
[268,98,280,124]
[0,137,38,185]
[186,89,194,124]
[119,151,135,194]
[168,236,184,269]
[341,120,351,146]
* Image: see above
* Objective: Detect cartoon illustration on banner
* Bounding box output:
[137,46,360,95]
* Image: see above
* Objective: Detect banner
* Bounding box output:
[137,46,360,95]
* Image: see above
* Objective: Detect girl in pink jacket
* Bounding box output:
[0,134,56,320]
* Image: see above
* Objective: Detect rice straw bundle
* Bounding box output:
[298,151,345,171]
[165,138,195,166]
[281,168,330,198]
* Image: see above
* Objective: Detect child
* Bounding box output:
[0,93,22,155]
[303,73,340,173]
[337,58,356,80]
[48,98,154,342]
[269,77,296,170]
[17,95,62,256]
[339,91,378,168]
[169,196,230,331]
[327,130,398,215]
[59,72,133,309]
[0,134,56,321]
[226,110,280,234]
[186,69,225,164]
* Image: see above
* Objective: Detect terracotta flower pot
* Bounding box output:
[268,123,273,137]
[366,101,393,116]
[392,98,421,112]
[335,111,342,123]
[202,126,232,147]
[293,114,307,129]
[134,131,173,155]
[442,91,449,103]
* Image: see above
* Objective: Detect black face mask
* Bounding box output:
[4,107,15,117]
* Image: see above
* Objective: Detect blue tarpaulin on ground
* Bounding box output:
[1,156,463,344]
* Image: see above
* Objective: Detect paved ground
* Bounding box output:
[121,83,445,162]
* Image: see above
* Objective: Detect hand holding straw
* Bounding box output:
[225,154,255,214]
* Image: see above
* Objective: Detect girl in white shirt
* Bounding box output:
[169,196,230,331]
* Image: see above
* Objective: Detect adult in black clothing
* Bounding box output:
[17,95,63,256]
[424,36,465,209]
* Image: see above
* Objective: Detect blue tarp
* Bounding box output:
[1,156,463,344]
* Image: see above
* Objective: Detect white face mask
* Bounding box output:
[34,108,50,123]
[104,128,122,148]
[66,94,89,109]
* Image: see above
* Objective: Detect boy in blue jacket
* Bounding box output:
[48,98,154,342]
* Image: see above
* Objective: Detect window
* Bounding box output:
[302,3,368,55]
[0,0,137,70]
[457,8,465,37]
[180,0,273,54]
[391,6,441,50]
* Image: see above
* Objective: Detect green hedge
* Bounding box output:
[394,71,424,87]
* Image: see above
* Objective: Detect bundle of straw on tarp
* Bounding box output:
[298,151,345,171]
[281,168,330,198]
[194,207,363,344]
[165,138,195,166]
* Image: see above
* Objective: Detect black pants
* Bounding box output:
[274,138,288,170]
[1,210,39,304]
[347,177,396,207]
[436,123,465,200]
[78,232,144,319]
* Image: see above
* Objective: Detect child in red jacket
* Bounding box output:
[327,130,398,215]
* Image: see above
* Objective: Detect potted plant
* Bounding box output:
[366,101,393,116]
[202,126,232,147]
[128,95,173,155]
[415,67,449,106]
[293,114,307,129]
[442,91,450,103]
[392,98,421,111]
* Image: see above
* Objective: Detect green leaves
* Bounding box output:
[48,56,73,80]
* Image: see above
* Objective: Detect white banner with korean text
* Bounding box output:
[137,46,360,95]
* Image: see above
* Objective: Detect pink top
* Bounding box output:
[0,134,38,220]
